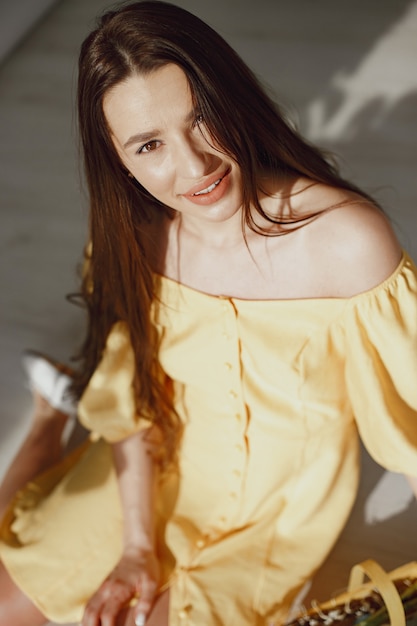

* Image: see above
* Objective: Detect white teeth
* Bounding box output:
[193,178,221,196]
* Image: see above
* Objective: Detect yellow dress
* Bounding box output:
[1,252,417,625]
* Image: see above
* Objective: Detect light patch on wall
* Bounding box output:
[306,1,417,141]
[364,472,414,524]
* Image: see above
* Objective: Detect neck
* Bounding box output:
[176,210,250,249]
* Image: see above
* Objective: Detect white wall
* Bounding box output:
[0,0,59,64]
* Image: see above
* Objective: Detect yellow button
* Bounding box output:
[229,389,237,399]
[195,538,205,549]
[224,362,232,370]
[235,413,242,421]
[178,604,193,618]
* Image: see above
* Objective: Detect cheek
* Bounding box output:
[131,162,174,199]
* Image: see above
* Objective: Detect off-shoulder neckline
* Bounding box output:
[155,251,413,304]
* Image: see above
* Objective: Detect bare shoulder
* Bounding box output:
[299,184,403,297]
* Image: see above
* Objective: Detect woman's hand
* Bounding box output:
[82,544,160,626]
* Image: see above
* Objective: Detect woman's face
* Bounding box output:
[103,64,242,226]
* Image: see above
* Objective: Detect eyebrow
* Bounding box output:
[122,109,198,149]
[123,130,159,149]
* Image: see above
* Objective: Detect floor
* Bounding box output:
[0,0,416,623]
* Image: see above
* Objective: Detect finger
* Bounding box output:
[84,592,131,626]
[134,612,146,626]
[82,580,133,626]
[82,596,103,626]
[99,597,130,626]
[83,586,109,626]
[135,575,158,617]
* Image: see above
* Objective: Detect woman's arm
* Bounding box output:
[114,425,161,552]
[82,425,162,626]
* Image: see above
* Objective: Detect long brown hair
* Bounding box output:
[73,1,376,459]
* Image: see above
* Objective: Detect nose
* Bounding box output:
[175,133,214,179]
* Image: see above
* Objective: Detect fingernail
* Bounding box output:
[135,613,146,626]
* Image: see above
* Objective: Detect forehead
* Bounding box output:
[103,64,193,136]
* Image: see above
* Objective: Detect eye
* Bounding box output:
[137,140,161,154]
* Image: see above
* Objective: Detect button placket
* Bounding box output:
[218,298,248,521]
[171,565,194,625]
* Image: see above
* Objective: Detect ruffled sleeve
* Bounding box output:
[78,321,152,442]
[344,252,417,474]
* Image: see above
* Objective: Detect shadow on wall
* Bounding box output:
[304,0,417,138]
[298,0,417,255]
[0,0,59,65]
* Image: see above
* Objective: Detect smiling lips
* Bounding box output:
[193,179,222,196]
[183,169,231,205]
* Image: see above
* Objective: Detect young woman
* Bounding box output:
[0,2,416,625]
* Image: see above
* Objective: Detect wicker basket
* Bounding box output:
[287,560,417,626]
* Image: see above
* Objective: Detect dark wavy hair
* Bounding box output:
[73,0,376,461]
